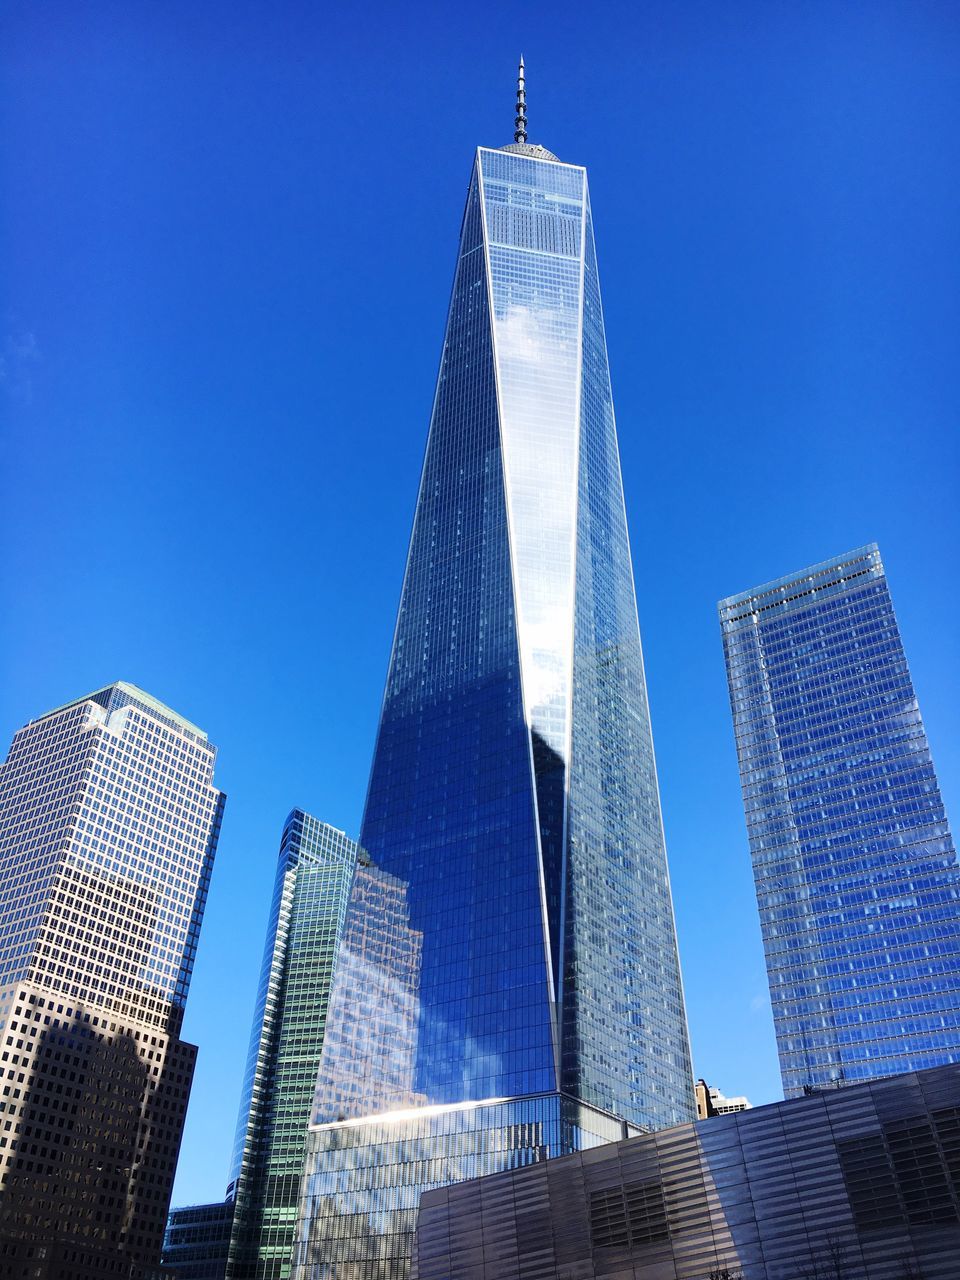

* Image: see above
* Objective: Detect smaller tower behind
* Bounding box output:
[224,812,360,1280]
[720,545,960,1096]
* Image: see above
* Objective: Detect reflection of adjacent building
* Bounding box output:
[413,1063,960,1279]
[222,813,361,1280]
[292,71,694,1279]
[310,857,424,1125]
[719,547,960,1097]
[297,1096,634,1280]
[0,682,224,1278]
[695,1079,752,1119]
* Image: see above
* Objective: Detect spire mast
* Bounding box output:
[514,55,527,144]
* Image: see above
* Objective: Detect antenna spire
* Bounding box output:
[514,55,527,144]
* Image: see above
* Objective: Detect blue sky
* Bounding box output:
[2,0,958,1207]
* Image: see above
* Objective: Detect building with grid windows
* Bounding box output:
[292,68,694,1278]
[223,813,359,1280]
[0,681,225,1278]
[719,546,960,1098]
[163,1200,234,1280]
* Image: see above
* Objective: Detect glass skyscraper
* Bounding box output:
[292,90,694,1278]
[0,681,224,1277]
[225,812,360,1280]
[720,545,960,1097]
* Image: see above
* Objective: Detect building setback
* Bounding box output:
[224,813,359,1280]
[413,1062,960,1280]
[0,682,224,1278]
[292,66,693,1278]
[719,546,960,1097]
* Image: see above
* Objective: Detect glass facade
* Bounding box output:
[0,681,224,1274]
[163,1201,235,1280]
[293,137,693,1277]
[298,1095,635,1280]
[720,545,960,1097]
[226,813,359,1279]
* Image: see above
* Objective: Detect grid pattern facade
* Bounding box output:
[295,1095,635,1280]
[303,860,422,1125]
[163,1200,234,1280]
[293,138,692,1277]
[225,813,358,1280]
[0,682,224,1277]
[720,547,960,1097]
[412,1063,960,1280]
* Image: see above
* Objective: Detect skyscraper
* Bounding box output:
[0,681,224,1278]
[293,67,693,1277]
[225,812,360,1280]
[719,545,960,1097]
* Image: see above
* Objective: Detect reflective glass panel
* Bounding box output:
[720,545,960,1096]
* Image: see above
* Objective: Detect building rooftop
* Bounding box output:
[35,680,207,741]
[718,543,884,629]
[499,141,560,162]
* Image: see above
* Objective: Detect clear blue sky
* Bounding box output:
[2,0,958,1207]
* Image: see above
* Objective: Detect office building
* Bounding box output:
[292,65,693,1277]
[225,813,359,1279]
[719,546,960,1097]
[695,1080,752,1119]
[412,1062,960,1280]
[0,681,225,1278]
[163,1201,234,1280]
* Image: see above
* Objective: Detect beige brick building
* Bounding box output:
[0,683,224,1278]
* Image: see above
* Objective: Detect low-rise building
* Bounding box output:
[163,1201,233,1280]
[413,1063,960,1279]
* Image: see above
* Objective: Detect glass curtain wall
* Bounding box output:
[720,545,960,1096]
[226,813,358,1279]
[293,140,693,1279]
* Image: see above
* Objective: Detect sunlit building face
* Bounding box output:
[293,134,693,1278]
[720,545,960,1097]
[0,681,224,1274]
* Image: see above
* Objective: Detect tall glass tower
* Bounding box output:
[293,69,693,1278]
[226,812,360,1280]
[719,545,960,1097]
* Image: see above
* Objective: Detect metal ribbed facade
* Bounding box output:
[413,1064,960,1279]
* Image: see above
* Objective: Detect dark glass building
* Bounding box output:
[720,546,960,1097]
[412,1062,960,1280]
[163,1201,234,1280]
[224,813,360,1279]
[292,73,693,1277]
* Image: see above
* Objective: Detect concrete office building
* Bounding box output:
[0,682,224,1278]
[695,1080,752,1119]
